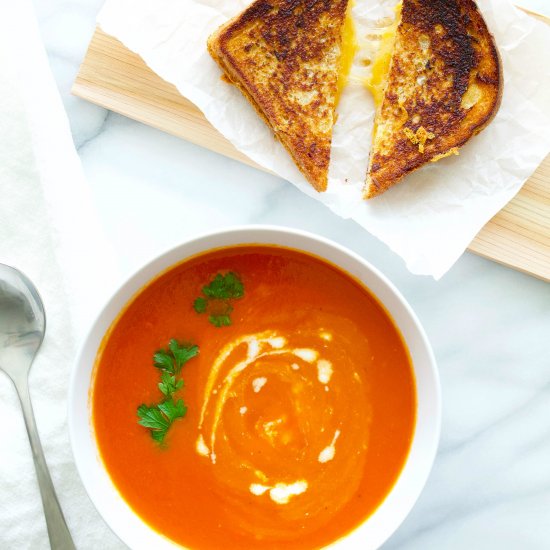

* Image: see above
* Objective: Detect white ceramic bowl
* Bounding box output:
[69,225,441,550]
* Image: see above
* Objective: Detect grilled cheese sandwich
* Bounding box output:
[364,0,502,198]
[208,0,353,192]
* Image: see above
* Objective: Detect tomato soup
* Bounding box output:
[92,246,416,549]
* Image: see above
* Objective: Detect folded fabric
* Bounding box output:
[0,0,122,547]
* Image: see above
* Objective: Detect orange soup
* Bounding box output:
[92,245,416,549]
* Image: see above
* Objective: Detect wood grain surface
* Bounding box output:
[73,28,550,281]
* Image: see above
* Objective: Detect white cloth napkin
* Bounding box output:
[0,1,123,548]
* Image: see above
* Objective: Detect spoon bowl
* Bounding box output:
[0,265,45,382]
[0,263,75,550]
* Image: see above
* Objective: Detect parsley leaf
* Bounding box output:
[209,314,232,327]
[137,399,187,443]
[169,339,199,371]
[158,398,187,419]
[193,296,207,313]
[153,350,175,373]
[137,404,171,440]
[153,340,199,374]
[194,272,244,327]
[202,272,244,299]
[158,371,183,397]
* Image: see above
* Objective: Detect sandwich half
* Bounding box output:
[208,0,352,192]
[364,0,502,199]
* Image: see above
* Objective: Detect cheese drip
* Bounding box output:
[336,2,358,105]
[364,2,402,108]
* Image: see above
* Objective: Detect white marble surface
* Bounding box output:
[26,0,550,548]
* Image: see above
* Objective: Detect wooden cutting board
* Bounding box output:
[73,28,550,282]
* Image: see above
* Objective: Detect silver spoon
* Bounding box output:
[0,263,76,550]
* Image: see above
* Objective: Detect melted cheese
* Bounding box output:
[364,2,402,108]
[461,83,482,110]
[430,147,459,162]
[336,2,358,105]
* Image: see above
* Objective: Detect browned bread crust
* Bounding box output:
[208,0,349,192]
[365,0,503,199]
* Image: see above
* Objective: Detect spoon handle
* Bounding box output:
[13,375,76,550]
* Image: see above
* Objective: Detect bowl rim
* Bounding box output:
[68,224,441,550]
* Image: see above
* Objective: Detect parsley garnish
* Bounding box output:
[193,272,244,327]
[202,272,244,299]
[137,339,198,443]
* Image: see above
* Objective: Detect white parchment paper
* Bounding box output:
[98,0,550,278]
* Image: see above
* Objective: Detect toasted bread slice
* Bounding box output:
[365,0,502,199]
[208,0,350,192]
